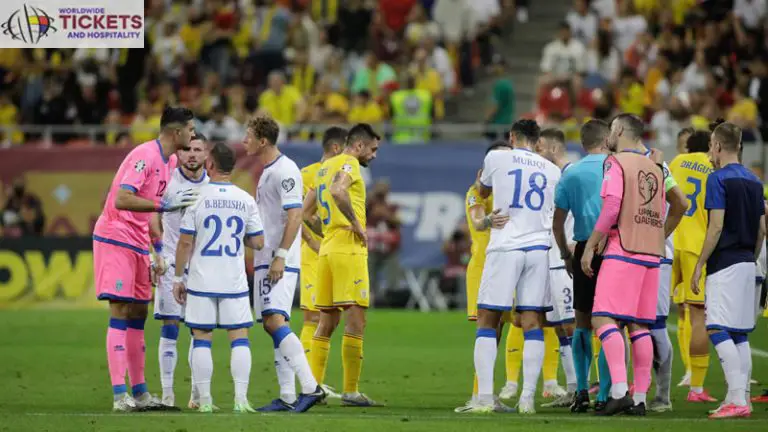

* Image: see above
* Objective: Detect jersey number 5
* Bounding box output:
[684,177,701,217]
[201,215,244,257]
[317,184,331,225]
[508,169,547,211]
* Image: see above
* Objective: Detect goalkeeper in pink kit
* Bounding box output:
[581,114,684,416]
[93,107,198,411]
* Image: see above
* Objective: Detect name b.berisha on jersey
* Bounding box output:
[204,198,247,211]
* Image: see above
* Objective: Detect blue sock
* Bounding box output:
[597,348,612,402]
[573,327,592,391]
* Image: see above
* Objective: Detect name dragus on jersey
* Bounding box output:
[204,199,247,212]
[679,160,715,175]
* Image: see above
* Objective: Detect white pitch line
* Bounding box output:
[21,412,754,423]
[667,324,768,359]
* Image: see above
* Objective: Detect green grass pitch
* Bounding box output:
[0,309,767,431]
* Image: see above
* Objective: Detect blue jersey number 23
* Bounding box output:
[508,169,547,211]
[200,215,244,257]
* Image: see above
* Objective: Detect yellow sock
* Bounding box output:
[342,333,364,394]
[472,374,479,396]
[309,336,331,384]
[542,327,559,383]
[690,354,710,390]
[677,313,691,373]
[592,333,601,381]
[299,321,318,353]
[505,325,523,383]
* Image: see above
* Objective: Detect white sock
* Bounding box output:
[274,348,297,403]
[559,339,577,393]
[159,335,178,396]
[521,329,545,401]
[734,338,752,406]
[191,340,213,406]
[712,333,745,406]
[230,339,251,404]
[633,392,647,406]
[276,330,318,394]
[474,328,497,404]
[188,335,198,402]
[650,327,673,402]
[612,382,629,399]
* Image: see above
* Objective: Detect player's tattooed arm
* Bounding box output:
[330,171,367,246]
[664,185,687,238]
[302,188,324,238]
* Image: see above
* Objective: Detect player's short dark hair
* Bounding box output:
[160,106,194,129]
[510,119,541,145]
[686,130,710,153]
[209,142,236,174]
[345,123,381,147]
[540,128,566,151]
[191,132,207,142]
[612,113,645,141]
[485,140,509,154]
[580,119,610,150]
[677,127,694,140]
[712,122,742,152]
[322,126,348,152]
[246,115,280,145]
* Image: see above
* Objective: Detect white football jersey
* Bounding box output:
[180,181,263,295]
[162,167,209,256]
[480,148,561,253]
[254,154,303,269]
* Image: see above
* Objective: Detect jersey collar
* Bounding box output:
[209,181,231,185]
[178,167,207,183]
[264,154,283,169]
[156,139,169,164]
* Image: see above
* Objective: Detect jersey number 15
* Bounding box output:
[317,184,331,225]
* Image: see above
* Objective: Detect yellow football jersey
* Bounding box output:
[669,152,714,253]
[301,161,323,246]
[465,185,493,258]
[316,153,367,255]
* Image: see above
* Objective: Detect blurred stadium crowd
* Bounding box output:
[536,0,768,151]
[0,0,525,147]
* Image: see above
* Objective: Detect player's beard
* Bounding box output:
[184,162,203,174]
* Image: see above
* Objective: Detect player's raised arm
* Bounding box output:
[302,187,323,238]
[329,169,366,245]
[476,155,494,198]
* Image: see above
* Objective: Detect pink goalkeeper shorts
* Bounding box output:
[93,238,152,303]
[592,256,660,325]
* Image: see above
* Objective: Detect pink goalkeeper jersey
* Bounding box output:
[93,139,177,253]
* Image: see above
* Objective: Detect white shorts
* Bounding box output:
[253,263,299,323]
[478,249,551,312]
[153,264,185,321]
[656,262,672,319]
[546,268,575,325]
[705,262,757,333]
[184,293,253,330]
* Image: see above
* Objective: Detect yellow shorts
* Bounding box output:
[316,252,370,309]
[300,254,319,312]
[466,262,482,321]
[672,249,706,305]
